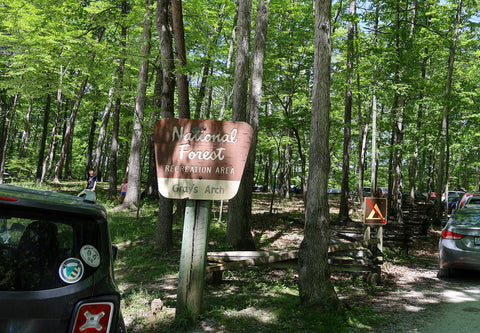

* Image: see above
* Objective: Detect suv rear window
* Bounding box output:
[0,215,101,291]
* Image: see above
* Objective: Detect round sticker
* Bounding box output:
[80,245,101,268]
[59,258,84,284]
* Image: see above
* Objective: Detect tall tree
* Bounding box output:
[298,0,341,311]
[155,0,176,251]
[120,0,153,208]
[226,0,255,250]
[435,0,463,222]
[172,0,190,119]
[108,0,130,200]
[339,0,356,221]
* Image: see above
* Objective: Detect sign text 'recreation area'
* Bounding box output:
[154,118,253,200]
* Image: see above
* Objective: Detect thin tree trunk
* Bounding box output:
[120,0,152,208]
[41,67,65,185]
[86,109,98,173]
[436,0,462,222]
[36,94,51,178]
[18,98,32,161]
[339,0,356,221]
[172,0,189,119]
[93,86,115,171]
[108,0,129,199]
[219,12,237,120]
[53,28,105,182]
[0,92,20,184]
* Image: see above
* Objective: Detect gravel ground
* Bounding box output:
[366,229,480,332]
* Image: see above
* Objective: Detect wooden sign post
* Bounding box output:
[364,197,387,252]
[154,119,253,320]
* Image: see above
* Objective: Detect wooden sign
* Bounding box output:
[364,197,387,225]
[154,118,253,200]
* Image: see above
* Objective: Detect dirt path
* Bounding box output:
[370,250,480,332]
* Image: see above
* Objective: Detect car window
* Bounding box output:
[0,215,101,291]
[450,211,480,226]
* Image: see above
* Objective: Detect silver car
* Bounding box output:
[438,208,480,278]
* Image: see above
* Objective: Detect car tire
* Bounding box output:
[437,268,453,278]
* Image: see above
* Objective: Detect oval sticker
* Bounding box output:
[59,258,84,284]
[80,245,101,268]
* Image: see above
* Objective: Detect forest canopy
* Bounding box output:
[1,0,480,199]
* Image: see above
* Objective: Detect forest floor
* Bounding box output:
[116,192,451,332]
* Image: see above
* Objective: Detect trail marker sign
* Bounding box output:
[364,197,387,225]
[154,118,253,200]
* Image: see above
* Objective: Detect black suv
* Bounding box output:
[0,185,126,333]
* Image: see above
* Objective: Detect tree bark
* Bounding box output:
[155,0,175,251]
[36,94,51,179]
[339,0,356,221]
[0,92,19,184]
[93,86,114,172]
[298,0,341,311]
[120,0,152,208]
[172,0,189,119]
[435,0,462,222]
[226,0,254,250]
[108,0,129,200]
[40,66,65,185]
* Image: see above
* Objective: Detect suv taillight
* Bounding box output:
[72,302,114,333]
[441,229,465,240]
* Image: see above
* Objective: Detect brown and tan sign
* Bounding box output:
[364,197,387,225]
[153,118,253,200]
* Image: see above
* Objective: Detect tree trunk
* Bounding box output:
[0,92,19,184]
[41,67,65,185]
[53,77,88,182]
[36,94,51,179]
[339,0,355,222]
[435,0,462,223]
[298,0,340,311]
[86,109,98,173]
[108,0,129,200]
[370,2,379,193]
[53,28,104,182]
[226,0,254,250]
[93,86,114,172]
[120,0,152,208]
[155,0,176,251]
[219,11,237,120]
[172,0,190,119]
[18,98,32,169]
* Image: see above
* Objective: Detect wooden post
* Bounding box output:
[364,225,371,241]
[176,200,212,320]
[377,225,383,252]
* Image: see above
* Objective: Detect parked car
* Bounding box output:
[445,191,465,214]
[349,187,372,198]
[253,185,267,192]
[456,192,480,210]
[422,192,437,203]
[327,188,341,195]
[290,185,302,194]
[0,185,126,333]
[378,187,388,197]
[438,208,480,278]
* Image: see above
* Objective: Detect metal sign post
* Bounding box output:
[154,119,253,321]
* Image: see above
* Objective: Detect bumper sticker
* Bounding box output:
[59,258,84,284]
[80,245,101,267]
